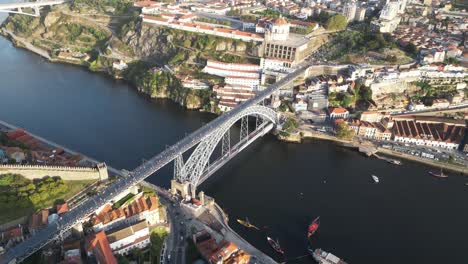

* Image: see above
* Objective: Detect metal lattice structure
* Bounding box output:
[1,59,310,264]
[174,105,277,195]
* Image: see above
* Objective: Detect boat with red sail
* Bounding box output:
[308,216,320,237]
[267,237,284,254]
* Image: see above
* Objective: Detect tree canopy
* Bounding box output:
[336,122,355,140]
[326,15,348,31]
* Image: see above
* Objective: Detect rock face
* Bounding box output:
[122,24,178,62]
[122,23,258,62]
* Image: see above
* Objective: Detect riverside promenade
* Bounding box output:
[298,125,468,175]
[1,29,50,59]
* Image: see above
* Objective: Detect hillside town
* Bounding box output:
[0,0,467,263]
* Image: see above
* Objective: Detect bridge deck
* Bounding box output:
[0,60,310,264]
[0,0,67,10]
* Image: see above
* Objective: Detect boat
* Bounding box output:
[372,175,379,183]
[267,236,284,254]
[307,216,320,237]
[308,248,348,264]
[237,217,260,230]
[429,168,448,178]
[389,159,402,165]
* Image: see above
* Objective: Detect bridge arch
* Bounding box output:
[175,105,278,192]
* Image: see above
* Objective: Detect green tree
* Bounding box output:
[325,15,348,31]
[404,43,418,56]
[336,122,355,140]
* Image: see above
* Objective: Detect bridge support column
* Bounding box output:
[221,130,230,156]
[170,180,191,199]
[240,116,248,141]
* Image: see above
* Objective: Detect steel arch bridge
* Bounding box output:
[174,104,278,196]
[0,60,309,264]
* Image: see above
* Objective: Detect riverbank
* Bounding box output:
[0,27,217,113]
[295,127,468,175]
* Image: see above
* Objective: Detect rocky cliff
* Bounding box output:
[121,22,260,64]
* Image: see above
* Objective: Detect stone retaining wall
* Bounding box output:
[0,163,109,181]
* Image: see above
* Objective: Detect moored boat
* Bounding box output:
[372,175,379,183]
[309,248,348,264]
[267,236,284,254]
[307,216,320,237]
[237,217,260,230]
[429,168,448,178]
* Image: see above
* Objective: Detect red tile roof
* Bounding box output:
[329,107,348,114]
[57,203,69,215]
[86,231,117,264]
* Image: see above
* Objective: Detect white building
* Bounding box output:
[260,58,293,73]
[355,7,366,22]
[225,76,260,90]
[380,1,399,20]
[182,78,210,90]
[142,15,264,42]
[203,60,261,78]
[265,17,290,41]
[393,117,466,150]
[328,107,349,119]
[107,221,151,255]
[342,1,357,22]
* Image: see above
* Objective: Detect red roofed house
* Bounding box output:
[328,107,349,120]
[57,203,69,215]
[86,231,117,264]
[29,209,49,235]
[91,195,160,232]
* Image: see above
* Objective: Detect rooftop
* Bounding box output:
[107,220,148,244]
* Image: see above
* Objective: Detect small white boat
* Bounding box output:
[371,175,379,183]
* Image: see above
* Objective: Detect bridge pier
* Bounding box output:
[170,179,191,199]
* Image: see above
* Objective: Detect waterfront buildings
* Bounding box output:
[392,116,466,150]
[349,120,392,140]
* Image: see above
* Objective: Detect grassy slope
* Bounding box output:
[0,177,95,224]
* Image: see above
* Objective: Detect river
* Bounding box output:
[0,14,467,264]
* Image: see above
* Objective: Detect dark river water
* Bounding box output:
[0,19,467,264]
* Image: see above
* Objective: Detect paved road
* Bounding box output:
[1,29,50,59]
[391,103,468,116]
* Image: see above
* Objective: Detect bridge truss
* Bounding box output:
[174,104,278,196]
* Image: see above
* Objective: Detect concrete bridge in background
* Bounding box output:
[0,0,69,17]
